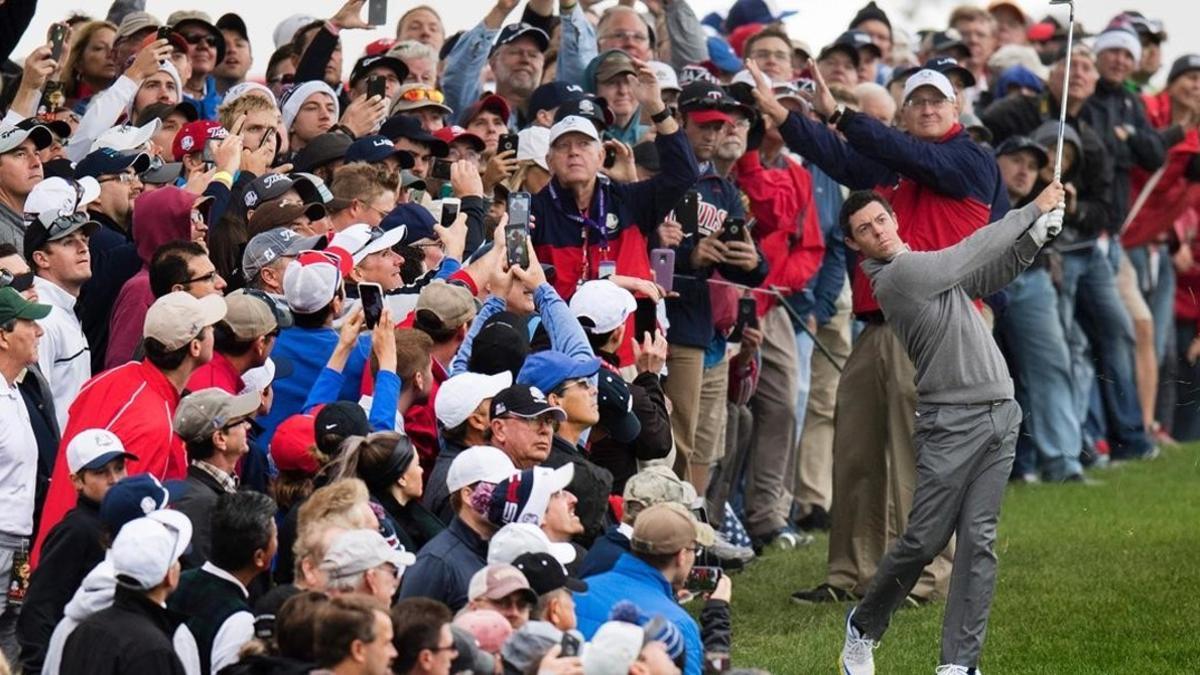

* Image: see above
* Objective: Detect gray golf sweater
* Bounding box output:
[862,202,1043,405]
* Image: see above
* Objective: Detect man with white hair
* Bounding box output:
[852,82,897,125]
[321,529,415,604]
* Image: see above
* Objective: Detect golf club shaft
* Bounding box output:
[1053,1,1076,182]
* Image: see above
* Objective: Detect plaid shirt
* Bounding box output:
[191,460,238,494]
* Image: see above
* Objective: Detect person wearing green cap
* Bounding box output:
[0,285,52,662]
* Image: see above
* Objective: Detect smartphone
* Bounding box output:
[259,127,277,152]
[603,145,617,169]
[498,132,519,156]
[727,296,757,343]
[650,247,674,294]
[48,24,67,63]
[685,566,723,594]
[367,74,386,99]
[634,298,657,342]
[156,26,173,43]
[202,139,218,165]
[505,192,531,269]
[367,0,388,27]
[675,190,699,238]
[440,198,460,228]
[430,158,453,181]
[360,282,384,329]
[718,216,745,243]
[560,632,581,658]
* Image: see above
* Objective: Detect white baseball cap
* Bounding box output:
[321,529,417,581]
[446,445,517,493]
[110,509,192,591]
[549,115,601,146]
[517,464,575,526]
[0,123,53,154]
[66,428,139,475]
[569,280,637,334]
[274,14,317,49]
[487,522,576,565]
[436,370,513,429]
[648,60,680,92]
[24,176,102,222]
[902,69,957,104]
[516,126,550,171]
[90,118,162,153]
[329,223,408,265]
[143,292,227,350]
[283,252,342,314]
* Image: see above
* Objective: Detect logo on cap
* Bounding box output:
[566,84,582,93]
[263,174,287,189]
[373,138,392,148]
[140,496,156,514]
[579,99,595,114]
[530,386,547,402]
[180,135,195,152]
[245,191,258,207]
[705,90,723,101]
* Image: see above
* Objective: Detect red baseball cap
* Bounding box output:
[433,125,486,153]
[687,109,733,126]
[270,414,319,474]
[461,94,512,126]
[172,120,228,161]
[365,38,396,56]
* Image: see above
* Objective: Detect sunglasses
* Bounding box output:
[0,268,34,292]
[399,87,445,104]
[183,33,218,47]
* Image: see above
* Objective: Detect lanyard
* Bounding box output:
[550,180,611,283]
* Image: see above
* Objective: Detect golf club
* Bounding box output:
[1049,0,1076,182]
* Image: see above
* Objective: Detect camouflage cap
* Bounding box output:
[623,465,697,508]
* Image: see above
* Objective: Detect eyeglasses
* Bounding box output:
[267,73,295,87]
[190,208,205,224]
[182,270,219,285]
[429,643,458,654]
[556,378,594,394]
[398,87,445,103]
[183,33,218,47]
[904,97,951,110]
[99,171,139,184]
[600,30,649,44]
[749,49,791,62]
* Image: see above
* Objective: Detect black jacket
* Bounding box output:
[18,495,104,674]
[544,435,614,547]
[172,465,228,569]
[423,437,468,525]
[59,585,188,675]
[588,366,673,495]
[374,490,444,553]
[1082,78,1168,224]
[19,364,59,531]
[78,210,140,374]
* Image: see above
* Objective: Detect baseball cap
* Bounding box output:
[432,126,485,154]
[630,502,715,555]
[835,29,883,60]
[321,529,416,580]
[15,115,70,142]
[116,11,161,42]
[283,251,342,314]
[143,292,227,350]
[248,201,328,236]
[314,401,370,456]
[110,509,193,591]
[902,69,957,103]
[344,135,416,168]
[994,135,1048,168]
[922,56,976,88]
[216,13,249,41]
[516,351,602,395]
[293,132,352,173]
[135,102,200,130]
[553,96,613,131]
[468,564,538,604]
[592,50,638,86]
[515,127,550,171]
[167,10,226,63]
[172,119,227,161]
[221,291,280,339]
[461,94,512,127]
[549,115,600,146]
[349,54,409,86]
[583,622,643,675]
[0,123,52,154]
[383,203,435,240]
[512,552,587,595]
[597,369,641,444]
[391,84,452,115]
[99,473,185,534]
[928,29,970,59]
[274,13,317,49]
[528,82,586,118]
[22,177,101,250]
[468,312,531,377]
[380,115,450,157]
[677,81,735,126]
[490,23,550,57]
[446,445,517,493]
[241,355,294,394]
[481,464,575,527]
[489,383,566,421]
[724,0,796,32]
[1168,54,1200,85]
[74,148,152,180]
[173,388,261,443]
[89,118,161,153]
[329,223,407,266]
[436,370,513,429]
[648,61,680,93]
[416,280,475,329]
[270,413,319,474]
[66,428,138,475]
[242,228,304,281]
[487,522,576,565]
[623,465,698,508]
[244,173,297,210]
[569,280,636,334]
[452,613,512,659]
[141,161,183,185]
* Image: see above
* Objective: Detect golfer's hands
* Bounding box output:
[1034,180,1065,214]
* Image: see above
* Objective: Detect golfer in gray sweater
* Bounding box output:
[838,180,1066,675]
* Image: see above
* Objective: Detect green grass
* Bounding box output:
[727,444,1200,674]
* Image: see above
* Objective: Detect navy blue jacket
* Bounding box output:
[578,524,631,579]
[78,211,139,373]
[398,517,488,611]
[662,164,768,349]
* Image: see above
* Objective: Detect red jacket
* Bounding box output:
[735,151,826,316]
[404,358,446,482]
[32,360,186,567]
[1122,91,1200,248]
[186,352,244,393]
[1175,209,1200,322]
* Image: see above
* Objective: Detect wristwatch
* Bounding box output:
[827,104,848,128]
[650,107,673,125]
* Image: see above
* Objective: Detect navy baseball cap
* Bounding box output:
[516,351,602,395]
[381,202,436,237]
[553,96,614,131]
[380,115,449,157]
[529,82,587,118]
[99,474,188,535]
[469,311,531,378]
[597,368,641,443]
[314,401,370,456]
[344,134,416,168]
[489,23,549,57]
[349,53,409,86]
[922,56,976,88]
[74,148,152,179]
[724,0,796,33]
[994,135,1049,168]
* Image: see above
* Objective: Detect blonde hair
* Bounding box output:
[63,21,118,99]
[218,93,280,131]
